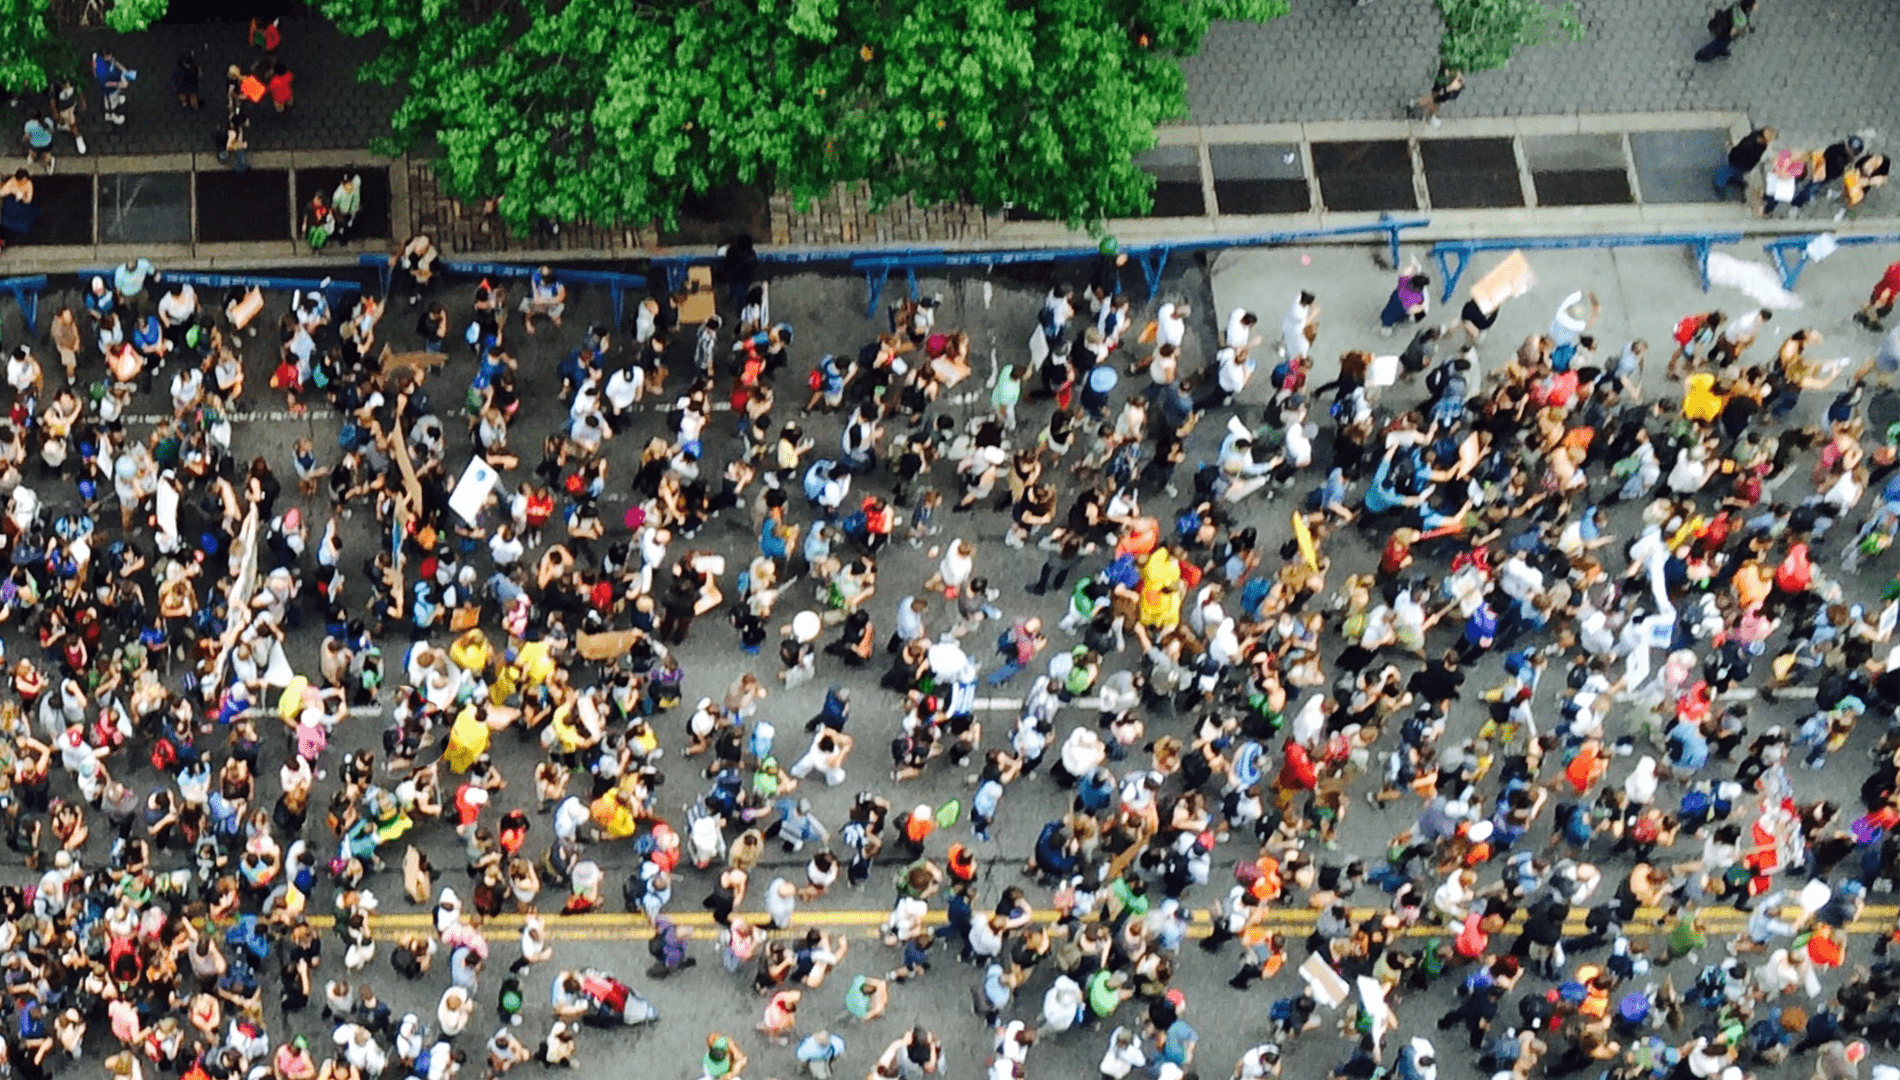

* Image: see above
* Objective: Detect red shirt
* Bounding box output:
[1878,261,1900,299]
[267,71,293,105]
[1380,535,1411,574]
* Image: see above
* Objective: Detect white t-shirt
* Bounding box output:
[1282,421,1312,469]
[489,533,524,566]
[1225,308,1256,350]
[157,286,197,325]
[1156,303,1187,349]
[1281,299,1313,359]
[1218,349,1252,394]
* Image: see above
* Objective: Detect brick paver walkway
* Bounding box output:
[55,18,400,155]
[1183,0,1900,147]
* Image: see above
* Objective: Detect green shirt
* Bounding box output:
[1086,970,1123,1018]
[1669,916,1706,954]
[844,976,873,1019]
[991,370,1022,409]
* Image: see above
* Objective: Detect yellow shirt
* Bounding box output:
[1682,373,1723,423]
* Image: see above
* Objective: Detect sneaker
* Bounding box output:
[74,136,85,155]
[106,113,125,126]
[43,157,52,173]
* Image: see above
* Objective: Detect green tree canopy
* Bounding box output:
[320,0,1285,234]
[0,0,166,93]
[1435,0,1580,75]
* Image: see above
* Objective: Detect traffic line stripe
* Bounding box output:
[308,902,1891,939]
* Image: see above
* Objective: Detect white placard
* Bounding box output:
[449,456,501,526]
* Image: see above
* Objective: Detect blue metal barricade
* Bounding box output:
[359,256,647,328]
[1764,233,1900,290]
[79,270,360,313]
[1429,232,1745,303]
[0,276,48,330]
[846,216,1431,318]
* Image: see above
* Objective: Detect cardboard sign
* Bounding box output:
[1470,251,1535,313]
[577,629,643,662]
[1299,953,1350,1008]
[679,265,716,324]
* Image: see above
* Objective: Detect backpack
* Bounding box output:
[1707,6,1735,36]
[623,869,649,911]
[1673,314,1704,346]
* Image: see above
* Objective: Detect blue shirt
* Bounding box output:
[796,1034,843,1064]
[973,779,1003,819]
[901,939,930,971]
[1161,1020,1198,1065]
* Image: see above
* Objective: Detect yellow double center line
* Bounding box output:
[291,904,1899,941]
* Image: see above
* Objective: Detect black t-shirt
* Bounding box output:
[1408,663,1465,703]
[1728,132,1771,172]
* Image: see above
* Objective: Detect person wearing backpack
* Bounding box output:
[1695,0,1758,62]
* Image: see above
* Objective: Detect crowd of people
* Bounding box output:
[1,232,1900,1080]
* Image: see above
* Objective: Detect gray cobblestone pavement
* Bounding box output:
[1183,0,1900,147]
[44,18,400,155]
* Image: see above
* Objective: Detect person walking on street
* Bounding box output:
[91,49,132,125]
[1856,260,1900,331]
[48,79,85,155]
[219,112,250,172]
[1405,67,1463,126]
[1695,0,1758,62]
[1715,127,1774,199]
[22,113,55,173]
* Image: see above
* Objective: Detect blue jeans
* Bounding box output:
[219,148,250,172]
[1713,162,1745,192]
[986,658,1024,686]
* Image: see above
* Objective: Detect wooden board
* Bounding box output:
[678,265,716,324]
[577,628,643,662]
[378,347,450,376]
